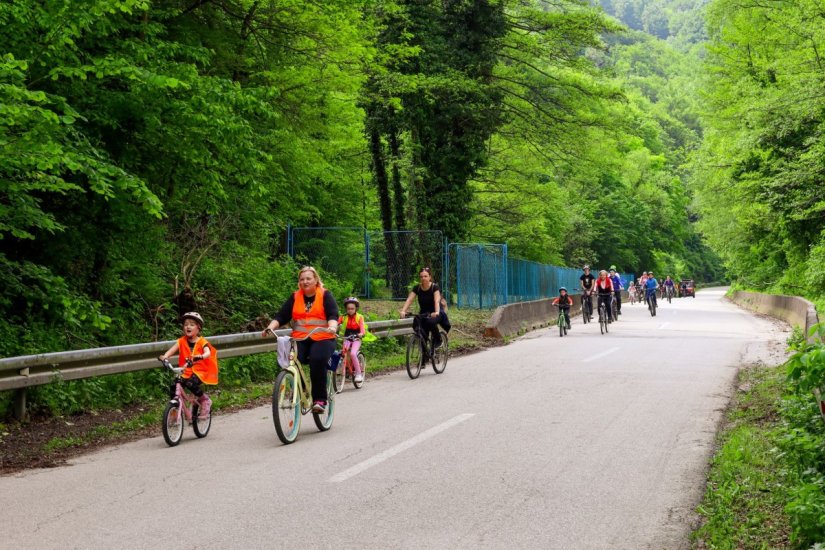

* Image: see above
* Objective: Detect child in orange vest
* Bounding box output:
[337,297,366,383]
[158,312,218,419]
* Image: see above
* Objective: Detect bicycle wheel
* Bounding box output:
[333,360,345,394]
[406,335,422,379]
[599,305,606,335]
[313,371,335,431]
[611,300,618,322]
[353,353,366,388]
[192,401,212,438]
[273,370,301,444]
[162,401,184,447]
[432,332,448,374]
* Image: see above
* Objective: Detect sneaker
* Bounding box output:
[354,373,363,383]
[312,400,326,414]
[197,395,212,420]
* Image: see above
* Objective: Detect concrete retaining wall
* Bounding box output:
[729,290,819,342]
[484,297,579,339]
[484,294,634,339]
[729,290,824,419]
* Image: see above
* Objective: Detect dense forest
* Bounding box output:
[1,0,728,362]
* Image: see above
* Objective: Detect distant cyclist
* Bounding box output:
[579,264,595,317]
[639,272,650,305]
[609,266,623,316]
[664,276,675,299]
[645,272,659,309]
[594,269,615,323]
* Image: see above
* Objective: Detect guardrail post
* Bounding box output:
[14,387,27,421]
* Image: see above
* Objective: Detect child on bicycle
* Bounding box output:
[337,296,366,383]
[158,312,218,419]
[552,287,573,329]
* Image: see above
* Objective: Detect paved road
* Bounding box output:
[1,288,787,549]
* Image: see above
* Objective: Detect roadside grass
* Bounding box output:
[693,358,825,548]
[693,365,793,549]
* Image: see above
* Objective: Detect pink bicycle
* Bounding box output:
[333,335,366,393]
[160,358,212,446]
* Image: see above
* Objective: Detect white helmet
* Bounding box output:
[182,312,204,327]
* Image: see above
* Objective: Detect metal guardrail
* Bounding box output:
[0,319,414,417]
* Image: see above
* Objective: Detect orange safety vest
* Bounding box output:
[177,336,219,385]
[292,288,335,341]
[338,312,364,332]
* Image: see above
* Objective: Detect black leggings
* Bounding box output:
[597,294,614,321]
[171,373,204,398]
[414,315,443,349]
[297,338,335,403]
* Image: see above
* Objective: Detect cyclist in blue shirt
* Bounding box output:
[609,267,623,316]
[645,272,659,308]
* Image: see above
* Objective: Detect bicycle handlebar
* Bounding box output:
[263,326,335,341]
[159,358,185,375]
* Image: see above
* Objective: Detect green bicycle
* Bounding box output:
[556,305,569,337]
[269,327,336,445]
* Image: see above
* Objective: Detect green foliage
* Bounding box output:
[787,323,825,395]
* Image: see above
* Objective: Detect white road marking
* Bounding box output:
[658,322,670,329]
[582,347,620,363]
[328,413,475,483]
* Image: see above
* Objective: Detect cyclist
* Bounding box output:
[664,276,675,300]
[627,279,637,304]
[609,266,623,316]
[579,264,595,317]
[400,267,445,351]
[338,296,366,384]
[551,287,573,330]
[594,269,615,322]
[158,312,218,419]
[645,271,659,309]
[263,266,339,414]
[639,271,650,305]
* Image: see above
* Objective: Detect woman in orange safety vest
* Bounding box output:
[263,266,339,413]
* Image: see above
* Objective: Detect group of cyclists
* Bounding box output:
[552,265,680,330]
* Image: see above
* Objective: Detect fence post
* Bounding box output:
[286,223,293,257]
[364,229,370,299]
[457,246,462,309]
[477,244,483,309]
[503,244,508,305]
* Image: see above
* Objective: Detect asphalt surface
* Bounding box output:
[0,288,788,549]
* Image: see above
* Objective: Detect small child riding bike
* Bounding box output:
[158,312,218,419]
[337,297,366,383]
[552,287,573,329]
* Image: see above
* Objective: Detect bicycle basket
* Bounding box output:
[277,336,291,368]
[327,350,341,371]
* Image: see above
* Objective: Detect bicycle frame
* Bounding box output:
[163,359,205,423]
[171,379,200,423]
[281,340,314,414]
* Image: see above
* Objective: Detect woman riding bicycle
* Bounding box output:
[338,296,366,384]
[399,267,446,349]
[594,269,615,322]
[263,266,339,414]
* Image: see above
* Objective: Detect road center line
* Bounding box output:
[328,413,475,483]
[582,347,620,363]
[658,322,670,329]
